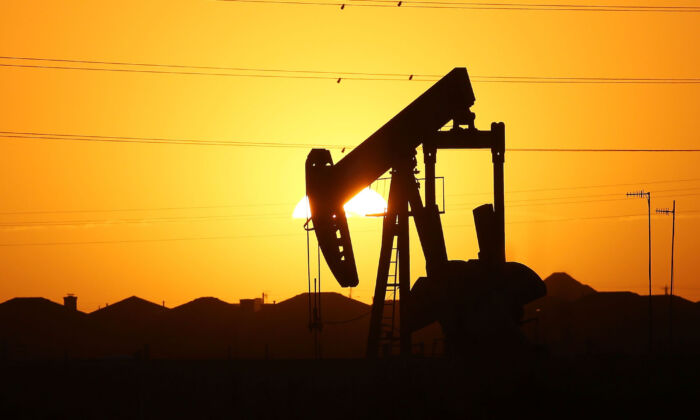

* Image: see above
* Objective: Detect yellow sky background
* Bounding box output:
[0,0,699,310]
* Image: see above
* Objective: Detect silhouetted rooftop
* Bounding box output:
[170,297,237,323]
[0,297,85,316]
[270,292,369,315]
[172,297,234,312]
[89,296,167,324]
[1,297,62,309]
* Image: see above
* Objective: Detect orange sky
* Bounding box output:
[0,0,699,311]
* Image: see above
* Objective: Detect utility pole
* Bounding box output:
[656,200,676,350]
[627,190,652,354]
[304,217,323,359]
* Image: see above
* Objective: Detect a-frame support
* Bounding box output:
[366,153,449,358]
[365,123,506,358]
[366,165,412,358]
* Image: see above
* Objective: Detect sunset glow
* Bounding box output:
[292,188,387,219]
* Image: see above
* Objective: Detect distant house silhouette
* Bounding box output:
[172,297,236,318]
[0,297,89,359]
[524,273,700,355]
[2,281,700,360]
[0,292,386,359]
[239,297,263,314]
[90,296,168,322]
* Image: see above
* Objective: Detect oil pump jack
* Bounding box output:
[305,68,546,358]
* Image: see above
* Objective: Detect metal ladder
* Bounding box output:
[379,239,400,356]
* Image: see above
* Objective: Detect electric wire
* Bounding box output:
[4,189,695,229]
[507,209,700,225]
[507,148,700,152]
[2,181,700,227]
[0,132,346,150]
[0,62,419,82]
[448,177,700,196]
[449,186,700,207]
[220,0,700,13]
[2,130,699,152]
[0,231,302,247]
[1,56,699,84]
[2,208,699,246]
[0,55,439,78]
[3,177,698,217]
[0,213,293,229]
[0,202,290,216]
[447,209,700,228]
[350,0,700,10]
[448,191,700,212]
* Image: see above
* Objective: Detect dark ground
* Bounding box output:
[3,279,700,419]
[2,353,699,419]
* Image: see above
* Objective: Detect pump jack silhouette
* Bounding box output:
[306,68,546,358]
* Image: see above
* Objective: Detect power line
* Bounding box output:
[0,55,439,79]
[4,209,699,247]
[447,189,700,213]
[3,177,699,217]
[0,226,380,247]
[352,0,700,10]
[3,188,697,229]
[0,231,301,247]
[2,130,699,152]
[1,56,699,84]
[448,177,700,197]
[448,191,700,212]
[502,191,625,204]
[220,0,700,13]
[507,191,700,208]
[0,132,346,149]
[0,62,413,82]
[449,195,627,209]
[448,209,700,228]
[507,212,646,225]
[0,202,289,216]
[507,148,700,152]
[451,186,700,207]
[0,213,292,229]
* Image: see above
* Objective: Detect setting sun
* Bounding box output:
[292,187,387,219]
